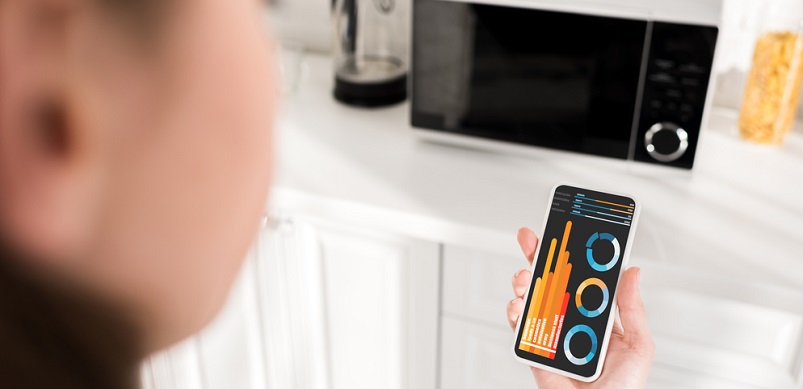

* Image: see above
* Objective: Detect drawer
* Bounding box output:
[442,244,803,387]
[442,245,525,329]
[440,316,536,389]
[440,312,796,389]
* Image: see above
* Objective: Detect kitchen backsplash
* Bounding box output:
[268,0,803,118]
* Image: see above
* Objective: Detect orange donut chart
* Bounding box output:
[575,278,609,318]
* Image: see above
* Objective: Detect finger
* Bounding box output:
[512,269,532,298]
[617,267,653,352]
[517,227,539,266]
[611,314,624,337]
[507,298,525,330]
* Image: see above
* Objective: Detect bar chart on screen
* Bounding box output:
[518,221,574,359]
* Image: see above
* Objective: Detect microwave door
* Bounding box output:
[412,0,648,159]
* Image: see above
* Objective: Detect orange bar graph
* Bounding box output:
[544,253,571,351]
[594,199,634,210]
[537,251,564,350]
[607,208,634,215]
[535,274,554,347]
[549,292,571,359]
[527,238,556,353]
[518,221,575,358]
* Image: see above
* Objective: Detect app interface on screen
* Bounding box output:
[516,185,635,377]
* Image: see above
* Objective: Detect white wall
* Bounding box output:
[267,0,333,53]
[267,0,803,118]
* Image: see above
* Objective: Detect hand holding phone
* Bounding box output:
[509,185,654,385]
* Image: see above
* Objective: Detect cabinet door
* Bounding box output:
[140,253,265,389]
[141,215,441,389]
[140,336,206,389]
[441,245,803,389]
[439,315,786,389]
[140,217,330,389]
[440,316,535,389]
[442,245,524,330]
[309,218,440,389]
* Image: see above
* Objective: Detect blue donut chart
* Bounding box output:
[586,232,621,272]
[563,324,598,366]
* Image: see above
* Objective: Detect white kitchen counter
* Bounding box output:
[271,53,803,290]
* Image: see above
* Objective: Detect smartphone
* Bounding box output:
[513,184,640,382]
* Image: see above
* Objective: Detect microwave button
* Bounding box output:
[645,122,689,163]
[665,89,683,99]
[654,58,676,70]
[666,101,679,111]
[681,78,701,87]
[649,73,677,84]
[679,103,694,113]
[680,113,694,123]
[649,99,663,109]
[685,90,702,103]
[679,63,707,74]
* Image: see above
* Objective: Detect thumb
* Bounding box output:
[617,267,654,353]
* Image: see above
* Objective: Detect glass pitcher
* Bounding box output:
[333,0,409,107]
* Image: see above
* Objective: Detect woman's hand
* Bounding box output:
[506,227,655,389]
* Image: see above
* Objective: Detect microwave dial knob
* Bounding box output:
[644,122,689,162]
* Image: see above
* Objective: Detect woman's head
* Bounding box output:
[0,0,276,353]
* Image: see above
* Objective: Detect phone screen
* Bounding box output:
[514,185,637,378]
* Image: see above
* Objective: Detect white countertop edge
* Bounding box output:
[267,186,803,309]
[270,186,526,258]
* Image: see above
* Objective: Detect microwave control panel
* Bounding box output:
[634,22,718,169]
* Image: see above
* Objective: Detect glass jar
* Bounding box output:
[739,2,803,144]
[333,0,409,107]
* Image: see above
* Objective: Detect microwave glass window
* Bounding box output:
[412,1,647,158]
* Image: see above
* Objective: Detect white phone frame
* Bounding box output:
[511,183,641,382]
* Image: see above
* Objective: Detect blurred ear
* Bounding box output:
[0,0,100,265]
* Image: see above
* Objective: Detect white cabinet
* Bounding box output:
[141,235,269,389]
[439,245,803,389]
[140,218,310,389]
[140,217,803,389]
[442,245,525,330]
[141,215,440,389]
[440,316,535,389]
[310,218,439,389]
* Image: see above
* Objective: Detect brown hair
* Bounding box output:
[0,242,142,389]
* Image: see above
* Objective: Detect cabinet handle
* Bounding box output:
[262,213,295,233]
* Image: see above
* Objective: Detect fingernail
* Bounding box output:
[635,267,641,290]
[514,269,523,278]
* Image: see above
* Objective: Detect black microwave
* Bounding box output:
[410,0,719,169]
